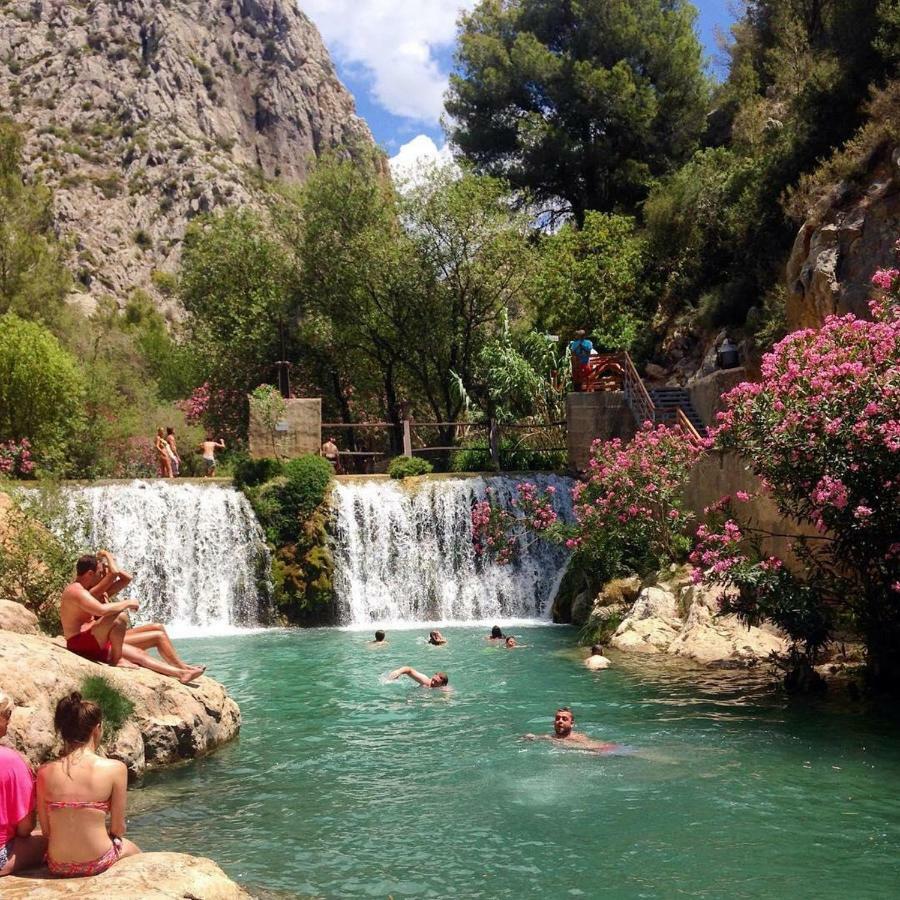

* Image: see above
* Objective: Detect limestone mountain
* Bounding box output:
[0,0,376,317]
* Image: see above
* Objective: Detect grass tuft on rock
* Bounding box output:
[80,675,135,742]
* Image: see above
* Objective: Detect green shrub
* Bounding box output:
[233,455,283,490]
[79,675,135,743]
[388,456,433,479]
[258,455,333,544]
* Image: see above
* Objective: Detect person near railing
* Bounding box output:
[320,436,342,474]
[569,330,594,391]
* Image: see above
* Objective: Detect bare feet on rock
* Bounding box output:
[178,665,206,684]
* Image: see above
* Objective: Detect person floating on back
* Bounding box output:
[426,630,447,645]
[388,666,450,690]
[36,692,141,878]
[585,644,612,670]
[369,630,387,645]
[60,551,205,683]
[523,707,618,753]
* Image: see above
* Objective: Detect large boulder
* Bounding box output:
[2,852,249,899]
[0,599,39,634]
[0,631,239,777]
[609,585,684,654]
[666,584,789,666]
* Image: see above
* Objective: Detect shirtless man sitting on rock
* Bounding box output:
[523,707,619,754]
[60,551,204,684]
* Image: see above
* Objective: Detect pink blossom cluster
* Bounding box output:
[514,481,559,531]
[689,520,748,583]
[471,499,517,563]
[107,436,158,479]
[176,382,212,424]
[0,439,35,478]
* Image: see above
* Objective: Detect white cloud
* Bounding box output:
[300,0,477,124]
[389,134,456,187]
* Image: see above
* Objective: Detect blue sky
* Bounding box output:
[299,1,737,167]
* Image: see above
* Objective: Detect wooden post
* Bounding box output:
[402,419,412,458]
[489,418,500,471]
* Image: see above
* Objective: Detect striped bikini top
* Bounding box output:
[46,799,110,812]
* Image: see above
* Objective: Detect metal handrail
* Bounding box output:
[620,352,656,426]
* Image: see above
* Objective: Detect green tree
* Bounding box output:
[287,153,422,448]
[531,211,646,350]
[180,209,298,437]
[400,168,537,436]
[446,0,709,224]
[0,313,85,465]
[0,120,69,326]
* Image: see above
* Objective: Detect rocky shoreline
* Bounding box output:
[0,599,249,896]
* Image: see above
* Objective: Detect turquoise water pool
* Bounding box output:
[130,627,900,898]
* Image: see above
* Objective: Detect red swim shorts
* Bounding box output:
[66,630,112,664]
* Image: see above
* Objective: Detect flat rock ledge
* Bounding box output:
[2,852,250,899]
[608,576,789,667]
[0,627,240,776]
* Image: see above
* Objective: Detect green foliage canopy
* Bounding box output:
[447,0,709,224]
[532,212,646,351]
[0,313,85,461]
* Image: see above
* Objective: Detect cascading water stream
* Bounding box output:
[48,481,272,634]
[331,474,573,625]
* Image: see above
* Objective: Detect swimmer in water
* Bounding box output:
[388,666,449,689]
[426,630,447,646]
[584,644,611,670]
[368,630,387,645]
[523,707,618,753]
[505,636,526,649]
[487,625,504,641]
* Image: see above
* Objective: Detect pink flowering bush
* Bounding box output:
[471,496,518,564]
[0,439,36,478]
[695,267,900,684]
[177,381,244,444]
[474,424,701,582]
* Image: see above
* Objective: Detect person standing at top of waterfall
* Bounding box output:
[427,630,447,646]
[60,552,205,683]
[569,330,594,392]
[155,428,173,478]
[198,435,225,477]
[165,427,181,477]
[321,436,341,473]
[388,666,450,690]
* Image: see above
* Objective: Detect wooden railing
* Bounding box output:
[675,407,703,443]
[619,352,656,428]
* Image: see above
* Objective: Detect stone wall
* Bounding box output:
[687,367,747,428]
[248,397,321,460]
[566,392,637,471]
[683,451,818,567]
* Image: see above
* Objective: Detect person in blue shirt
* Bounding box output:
[569,330,593,391]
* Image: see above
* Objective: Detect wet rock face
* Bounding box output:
[785,149,900,329]
[0,628,240,777]
[0,0,376,317]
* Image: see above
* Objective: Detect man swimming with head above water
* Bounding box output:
[523,707,618,753]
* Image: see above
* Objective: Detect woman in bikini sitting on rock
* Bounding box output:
[36,692,141,879]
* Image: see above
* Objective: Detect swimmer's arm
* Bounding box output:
[388,666,431,687]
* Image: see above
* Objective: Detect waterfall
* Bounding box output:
[331,475,573,625]
[49,481,272,633]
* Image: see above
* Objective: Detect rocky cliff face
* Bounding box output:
[785,145,900,329]
[0,0,376,317]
